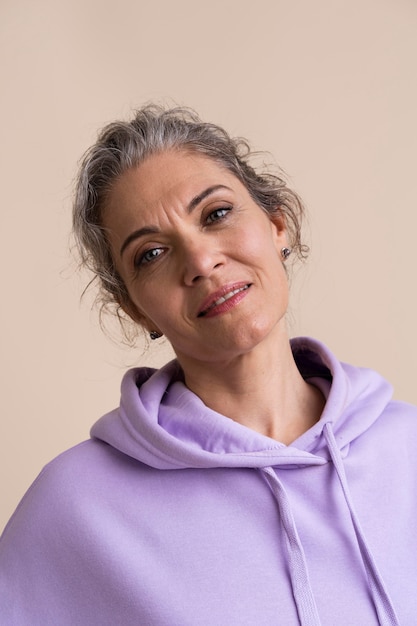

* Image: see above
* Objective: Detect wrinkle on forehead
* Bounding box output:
[103,150,244,232]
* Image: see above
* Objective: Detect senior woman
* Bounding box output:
[1,106,416,626]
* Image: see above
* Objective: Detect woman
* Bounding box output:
[1,105,416,625]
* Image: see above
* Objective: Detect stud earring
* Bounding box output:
[281,247,292,260]
[150,331,162,340]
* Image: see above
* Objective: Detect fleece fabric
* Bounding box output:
[1,337,417,625]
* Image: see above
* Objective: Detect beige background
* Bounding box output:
[1,0,416,531]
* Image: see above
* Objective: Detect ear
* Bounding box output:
[269,211,288,248]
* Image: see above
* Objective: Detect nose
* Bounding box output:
[181,236,224,286]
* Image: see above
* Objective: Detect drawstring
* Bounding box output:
[261,424,400,626]
[323,423,400,626]
[261,466,322,626]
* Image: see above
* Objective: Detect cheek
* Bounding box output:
[131,291,160,322]
[237,223,282,265]
[129,286,183,334]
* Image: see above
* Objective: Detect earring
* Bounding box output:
[150,331,162,340]
[281,247,291,260]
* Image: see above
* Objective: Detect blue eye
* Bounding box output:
[136,247,164,267]
[205,207,231,224]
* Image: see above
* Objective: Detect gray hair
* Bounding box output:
[73,104,308,335]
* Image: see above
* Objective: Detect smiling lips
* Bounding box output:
[197,284,250,317]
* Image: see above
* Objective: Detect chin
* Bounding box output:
[209,321,283,361]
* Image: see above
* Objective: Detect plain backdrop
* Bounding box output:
[1,0,416,531]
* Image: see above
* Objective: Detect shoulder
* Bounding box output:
[377,398,417,431]
[1,438,147,544]
[376,398,417,443]
[0,439,158,625]
[347,399,417,474]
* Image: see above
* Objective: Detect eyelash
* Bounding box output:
[205,206,231,225]
[134,206,232,269]
[135,247,164,268]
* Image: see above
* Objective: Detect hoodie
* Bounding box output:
[1,337,417,625]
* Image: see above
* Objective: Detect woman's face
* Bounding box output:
[103,150,289,369]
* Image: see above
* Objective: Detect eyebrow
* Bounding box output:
[119,184,231,257]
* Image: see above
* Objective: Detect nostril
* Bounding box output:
[191,261,222,283]
[183,253,223,286]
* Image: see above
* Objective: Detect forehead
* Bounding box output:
[105,150,242,217]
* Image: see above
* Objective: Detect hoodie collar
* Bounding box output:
[91,337,392,471]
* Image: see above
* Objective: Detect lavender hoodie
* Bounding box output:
[1,338,417,625]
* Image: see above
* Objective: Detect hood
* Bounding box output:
[91,336,400,625]
[91,337,393,471]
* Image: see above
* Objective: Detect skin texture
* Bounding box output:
[104,150,324,443]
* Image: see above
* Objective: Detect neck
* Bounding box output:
[178,330,325,445]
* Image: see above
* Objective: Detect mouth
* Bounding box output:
[197,284,251,317]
